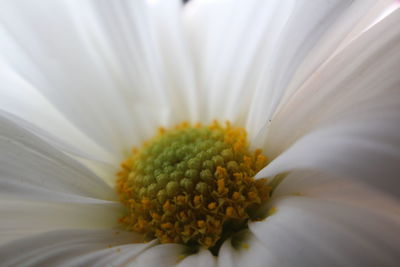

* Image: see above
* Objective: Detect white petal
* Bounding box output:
[0,199,123,245]
[72,241,157,267]
[0,229,152,267]
[129,243,187,267]
[147,0,199,123]
[250,0,395,141]
[0,0,193,157]
[249,196,400,267]
[340,1,399,47]
[0,64,115,164]
[0,113,115,201]
[184,0,385,132]
[218,230,279,267]
[273,0,395,116]
[258,9,400,196]
[272,170,400,214]
[176,249,217,267]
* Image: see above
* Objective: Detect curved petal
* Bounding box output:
[0,113,115,201]
[0,229,152,267]
[272,170,400,214]
[249,195,400,267]
[183,0,392,135]
[273,0,396,113]
[0,65,114,164]
[258,9,400,196]
[0,200,123,246]
[0,0,194,158]
[176,249,217,267]
[247,0,396,141]
[129,243,187,266]
[147,0,199,123]
[218,230,279,267]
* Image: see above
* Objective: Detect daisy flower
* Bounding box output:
[1,0,400,266]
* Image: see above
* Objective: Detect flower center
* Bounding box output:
[116,121,270,251]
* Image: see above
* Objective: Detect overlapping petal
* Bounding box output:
[176,249,217,267]
[0,113,117,201]
[0,0,194,159]
[0,229,152,266]
[257,8,400,196]
[183,0,393,139]
[130,244,187,266]
[250,197,400,267]
[224,170,400,267]
[0,65,114,164]
[248,171,400,266]
[0,200,123,246]
[218,231,279,267]
[0,113,125,247]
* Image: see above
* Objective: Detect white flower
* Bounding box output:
[0,0,400,266]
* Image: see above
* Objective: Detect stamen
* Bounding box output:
[116,121,270,249]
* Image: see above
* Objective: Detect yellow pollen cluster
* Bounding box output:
[116,121,270,248]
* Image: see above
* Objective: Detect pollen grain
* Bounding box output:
[116,121,270,248]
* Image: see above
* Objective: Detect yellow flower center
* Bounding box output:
[116,121,270,251]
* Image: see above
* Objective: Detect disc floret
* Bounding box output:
[116,121,270,248]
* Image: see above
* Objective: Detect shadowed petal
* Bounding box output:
[0,200,123,246]
[257,9,400,196]
[0,229,153,267]
[250,195,400,267]
[0,113,116,201]
[0,0,194,159]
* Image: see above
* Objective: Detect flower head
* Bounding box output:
[116,121,269,250]
[0,0,400,266]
